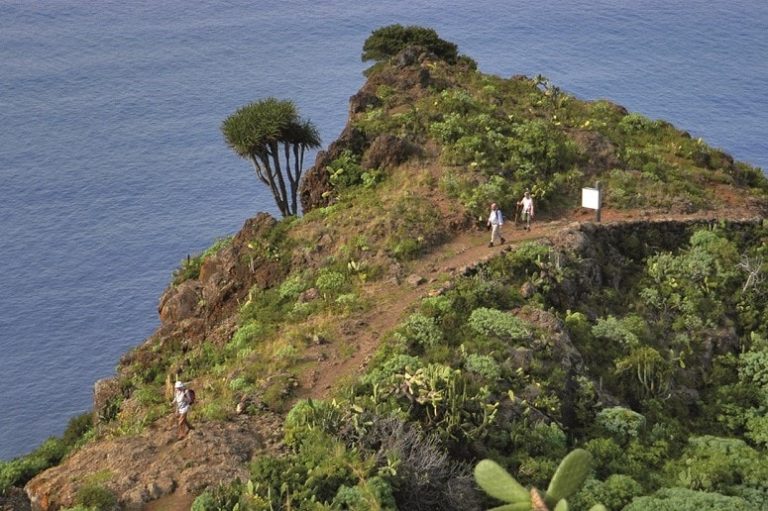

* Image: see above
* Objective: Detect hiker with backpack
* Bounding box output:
[487,202,506,247]
[173,380,194,440]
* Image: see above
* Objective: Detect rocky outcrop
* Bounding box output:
[26,414,283,511]
[361,134,419,171]
[299,126,369,212]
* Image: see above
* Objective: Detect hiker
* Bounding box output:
[173,380,193,440]
[518,190,535,231]
[487,202,506,247]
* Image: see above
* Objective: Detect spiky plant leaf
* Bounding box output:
[546,449,592,502]
[474,459,530,504]
[588,505,608,511]
[554,499,568,511]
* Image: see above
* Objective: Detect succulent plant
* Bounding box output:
[474,449,607,511]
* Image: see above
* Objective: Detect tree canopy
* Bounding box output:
[361,24,458,64]
[222,98,320,217]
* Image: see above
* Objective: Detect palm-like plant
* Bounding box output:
[222,98,320,217]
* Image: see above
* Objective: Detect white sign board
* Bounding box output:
[581,187,601,210]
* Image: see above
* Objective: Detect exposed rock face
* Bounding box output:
[0,487,31,511]
[92,377,122,426]
[568,128,620,176]
[361,134,418,171]
[299,126,369,212]
[25,414,283,511]
[158,280,201,325]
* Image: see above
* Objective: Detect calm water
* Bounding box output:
[1,0,766,460]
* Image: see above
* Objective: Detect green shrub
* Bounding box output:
[572,474,644,511]
[618,112,661,135]
[465,353,501,381]
[277,274,308,301]
[397,313,443,350]
[509,420,568,460]
[62,412,93,447]
[327,149,365,191]
[738,349,768,390]
[592,315,646,348]
[315,269,348,299]
[284,399,344,447]
[75,483,117,511]
[362,24,458,65]
[0,437,67,493]
[663,436,768,493]
[190,479,244,511]
[595,406,646,445]
[624,487,750,511]
[467,307,529,342]
[390,237,422,261]
[360,354,423,389]
[229,321,270,353]
[332,476,397,510]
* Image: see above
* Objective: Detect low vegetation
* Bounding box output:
[8,24,768,511]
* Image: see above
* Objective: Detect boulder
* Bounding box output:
[158,280,201,326]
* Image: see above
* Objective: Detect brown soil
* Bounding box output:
[26,183,764,511]
[299,187,764,399]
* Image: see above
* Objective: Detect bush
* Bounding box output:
[624,487,750,511]
[595,406,646,445]
[397,313,443,350]
[360,354,423,388]
[572,474,644,511]
[467,307,530,342]
[663,435,768,493]
[327,150,365,191]
[62,412,93,447]
[284,399,344,447]
[618,113,661,135]
[465,354,501,381]
[191,479,243,511]
[75,483,117,511]
[358,419,480,511]
[738,349,768,390]
[315,269,348,299]
[0,437,67,493]
[362,24,458,64]
[332,476,397,510]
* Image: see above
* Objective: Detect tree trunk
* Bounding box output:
[269,141,292,216]
[254,150,289,217]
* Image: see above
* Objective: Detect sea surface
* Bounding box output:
[1,0,766,460]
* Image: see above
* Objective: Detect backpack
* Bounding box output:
[185,388,196,405]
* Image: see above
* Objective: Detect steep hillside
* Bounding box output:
[7,29,768,511]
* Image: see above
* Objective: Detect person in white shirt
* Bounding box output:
[487,202,506,247]
[173,380,192,440]
[518,190,535,231]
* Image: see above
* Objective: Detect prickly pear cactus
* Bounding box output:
[545,448,593,505]
[475,449,603,511]
[474,459,530,505]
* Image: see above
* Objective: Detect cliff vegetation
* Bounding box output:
[4,25,768,511]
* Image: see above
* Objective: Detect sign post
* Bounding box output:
[581,181,603,222]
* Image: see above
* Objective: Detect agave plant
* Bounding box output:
[474,448,607,511]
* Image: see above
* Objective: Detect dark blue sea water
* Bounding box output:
[1,0,766,460]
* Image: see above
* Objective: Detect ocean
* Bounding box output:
[1,0,766,460]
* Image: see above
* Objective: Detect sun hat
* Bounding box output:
[175,381,185,389]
